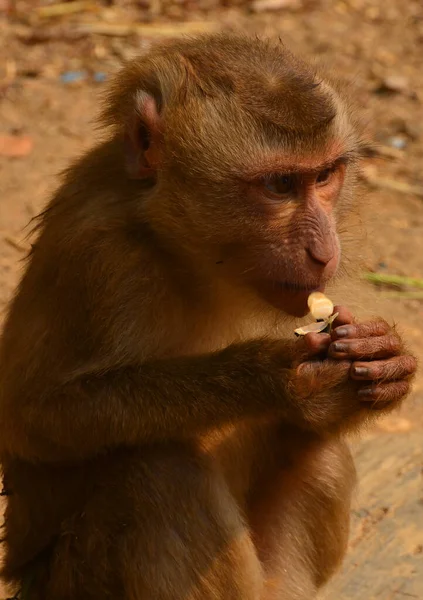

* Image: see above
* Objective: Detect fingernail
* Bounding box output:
[354,366,369,377]
[335,327,349,338]
[332,342,347,353]
[358,387,374,397]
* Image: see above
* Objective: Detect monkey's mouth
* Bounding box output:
[274,281,325,294]
[258,280,326,317]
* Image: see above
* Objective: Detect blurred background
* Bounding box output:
[0,1,422,598]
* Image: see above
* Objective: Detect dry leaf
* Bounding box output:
[378,75,409,94]
[0,134,33,158]
[376,416,412,433]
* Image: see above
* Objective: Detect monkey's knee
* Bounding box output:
[301,439,356,585]
[302,437,356,502]
[252,438,355,599]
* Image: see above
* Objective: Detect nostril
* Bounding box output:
[306,246,333,266]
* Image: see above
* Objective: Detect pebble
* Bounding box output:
[60,70,87,84]
[388,136,407,150]
[377,74,409,94]
[93,72,107,83]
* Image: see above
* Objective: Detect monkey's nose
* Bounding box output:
[306,245,333,266]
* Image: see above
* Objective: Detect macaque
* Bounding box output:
[0,33,416,600]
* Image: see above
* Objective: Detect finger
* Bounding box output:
[328,335,401,360]
[332,319,390,341]
[303,332,331,355]
[332,305,354,328]
[358,380,410,408]
[351,355,417,381]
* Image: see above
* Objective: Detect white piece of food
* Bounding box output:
[307,292,334,320]
[294,312,339,337]
[294,321,330,336]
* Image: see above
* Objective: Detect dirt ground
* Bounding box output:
[0,0,422,598]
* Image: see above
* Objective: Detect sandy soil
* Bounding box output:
[0,1,422,598]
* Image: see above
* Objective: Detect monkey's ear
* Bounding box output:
[124,91,163,180]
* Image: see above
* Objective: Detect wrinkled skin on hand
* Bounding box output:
[290,306,417,430]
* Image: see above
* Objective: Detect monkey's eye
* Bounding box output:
[264,174,295,196]
[138,122,150,151]
[316,165,336,186]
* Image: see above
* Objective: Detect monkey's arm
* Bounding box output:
[1,339,316,463]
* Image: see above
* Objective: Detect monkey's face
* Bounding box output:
[236,161,346,318]
[156,102,361,318]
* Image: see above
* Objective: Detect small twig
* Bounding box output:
[35,1,97,18]
[363,272,423,289]
[4,234,29,253]
[1,60,17,84]
[362,145,404,161]
[360,172,423,198]
[379,291,423,299]
[74,21,217,38]
[14,23,87,43]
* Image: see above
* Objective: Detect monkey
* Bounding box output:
[0,33,417,600]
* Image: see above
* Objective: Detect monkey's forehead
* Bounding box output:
[163,90,356,178]
[164,47,351,165]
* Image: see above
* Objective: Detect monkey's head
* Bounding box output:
[101,34,366,318]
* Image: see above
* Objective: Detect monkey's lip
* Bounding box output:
[259,280,326,317]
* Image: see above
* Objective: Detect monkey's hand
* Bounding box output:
[288,306,417,432]
[327,306,417,411]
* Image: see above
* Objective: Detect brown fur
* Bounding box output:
[0,33,415,600]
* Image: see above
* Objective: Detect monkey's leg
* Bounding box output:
[250,436,355,600]
[38,443,263,600]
